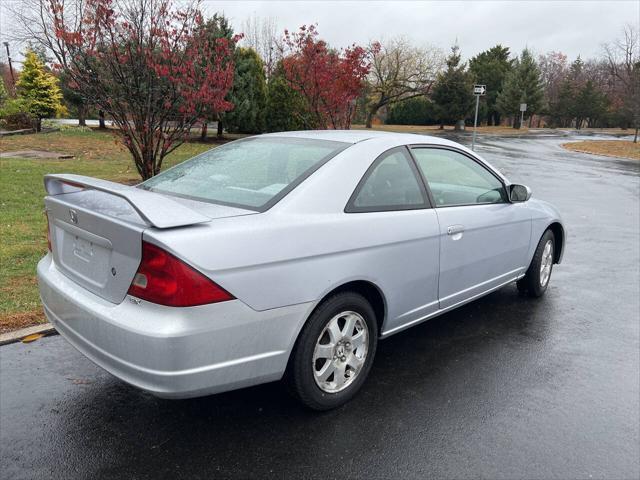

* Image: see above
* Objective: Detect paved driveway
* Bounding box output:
[1,133,639,480]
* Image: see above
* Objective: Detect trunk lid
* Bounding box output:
[44,174,254,303]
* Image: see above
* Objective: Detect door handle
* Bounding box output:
[447,225,465,235]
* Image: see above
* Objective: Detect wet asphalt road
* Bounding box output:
[1,133,639,480]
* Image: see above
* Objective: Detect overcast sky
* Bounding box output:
[1,0,637,65]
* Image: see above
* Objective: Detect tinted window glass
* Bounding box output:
[140,137,348,210]
[350,149,426,211]
[412,148,507,207]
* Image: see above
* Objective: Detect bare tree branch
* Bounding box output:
[364,38,444,128]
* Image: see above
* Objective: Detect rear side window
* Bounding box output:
[346,148,428,212]
[140,137,348,211]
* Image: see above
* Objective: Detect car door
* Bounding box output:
[410,146,531,309]
[345,147,441,334]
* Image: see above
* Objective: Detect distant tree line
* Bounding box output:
[386,28,638,142]
[1,0,637,180]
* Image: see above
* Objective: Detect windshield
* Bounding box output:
[140,137,349,210]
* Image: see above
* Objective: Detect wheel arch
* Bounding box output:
[283,279,387,379]
[547,222,565,264]
[302,280,387,339]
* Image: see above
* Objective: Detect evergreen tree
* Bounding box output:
[469,45,513,125]
[550,57,587,127]
[497,69,522,127]
[518,49,544,122]
[223,48,268,133]
[553,79,576,127]
[496,49,544,128]
[265,66,313,131]
[568,56,585,81]
[574,80,608,128]
[431,45,474,130]
[16,49,65,131]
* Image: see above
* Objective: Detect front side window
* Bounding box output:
[411,148,507,207]
[347,148,427,212]
[140,137,348,210]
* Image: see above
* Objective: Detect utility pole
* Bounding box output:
[3,42,16,92]
[472,84,486,151]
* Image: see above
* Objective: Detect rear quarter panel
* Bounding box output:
[146,137,441,330]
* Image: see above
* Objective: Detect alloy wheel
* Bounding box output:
[312,311,369,393]
[539,240,554,287]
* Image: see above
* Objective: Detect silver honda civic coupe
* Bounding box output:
[37,130,564,410]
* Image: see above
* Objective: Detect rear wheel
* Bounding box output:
[517,229,555,297]
[287,292,378,410]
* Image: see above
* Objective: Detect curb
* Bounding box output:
[0,323,58,346]
[560,143,639,161]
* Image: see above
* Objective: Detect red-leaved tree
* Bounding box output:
[281,25,371,129]
[47,0,237,179]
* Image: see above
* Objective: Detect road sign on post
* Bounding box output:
[472,85,486,151]
[473,84,486,96]
[519,103,527,129]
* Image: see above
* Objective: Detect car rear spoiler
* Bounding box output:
[44,174,210,229]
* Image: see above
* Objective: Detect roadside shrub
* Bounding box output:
[386,97,438,125]
[42,119,92,132]
[60,124,92,132]
[0,79,7,106]
[0,98,35,130]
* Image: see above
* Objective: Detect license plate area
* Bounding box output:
[45,193,144,303]
[72,237,96,263]
[55,219,113,289]
[54,220,113,288]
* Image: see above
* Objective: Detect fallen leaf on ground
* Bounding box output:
[21,333,44,343]
[66,378,92,385]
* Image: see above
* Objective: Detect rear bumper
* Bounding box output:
[37,254,313,398]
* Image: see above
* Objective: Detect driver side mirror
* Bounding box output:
[509,184,532,202]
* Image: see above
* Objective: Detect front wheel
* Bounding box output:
[517,229,555,297]
[286,292,378,410]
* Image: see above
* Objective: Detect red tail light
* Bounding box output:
[127,242,234,307]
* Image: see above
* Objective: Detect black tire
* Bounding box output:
[517,229,555,297]
[286,292,378,411]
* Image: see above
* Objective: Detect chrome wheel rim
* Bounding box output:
[539,240,554,287]
[313,311,369,393]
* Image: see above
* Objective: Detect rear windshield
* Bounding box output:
[140,137,349,210]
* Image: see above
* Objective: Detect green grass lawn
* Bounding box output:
[0,129,215,333]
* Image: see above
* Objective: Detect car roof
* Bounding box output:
[259,129,507,184]
[259,129,455,146]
